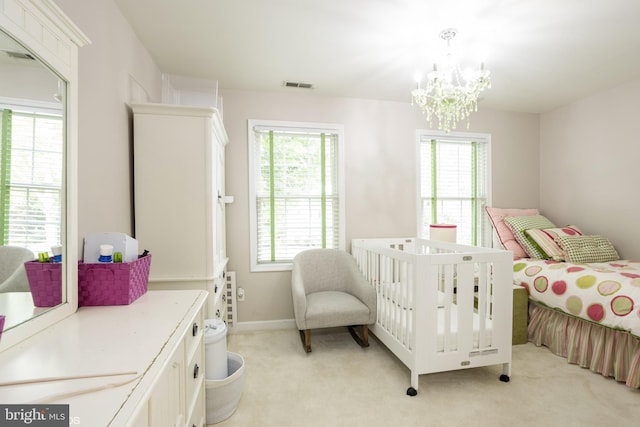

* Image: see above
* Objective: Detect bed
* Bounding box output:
[351,237,513,395]
[486,206,640,388]
[513,259,640,388]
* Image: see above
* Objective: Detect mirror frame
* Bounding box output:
[0,0,89,351]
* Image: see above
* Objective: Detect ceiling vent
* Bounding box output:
[283,81,314,89]
[2,50,36,60]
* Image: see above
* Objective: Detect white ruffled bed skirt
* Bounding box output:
[528,300,640,388]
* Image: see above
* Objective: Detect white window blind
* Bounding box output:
[249,120,344,271]
[1,108,63,255]
[417,131,491,247]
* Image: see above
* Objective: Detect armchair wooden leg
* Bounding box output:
[299,329,312,353]
[348,325,370,348]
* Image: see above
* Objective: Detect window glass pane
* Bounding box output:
[1,110,63,254]
[250,122,343,269]
[418,133,490,247]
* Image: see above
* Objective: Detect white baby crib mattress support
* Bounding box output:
[352,238,513,396]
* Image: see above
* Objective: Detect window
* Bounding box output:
[417,130,491,247]
[248,120,345,272]
[0,105,63,255]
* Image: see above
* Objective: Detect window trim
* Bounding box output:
[248,119,345,272]
[415,129,492,247]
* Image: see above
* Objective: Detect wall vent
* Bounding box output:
[283,81,314,89]
[225,271,236,330]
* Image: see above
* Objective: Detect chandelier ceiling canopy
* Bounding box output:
[411,28,491,133]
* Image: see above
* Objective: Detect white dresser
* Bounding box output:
[0,290,207,427]
[131,103,229,322]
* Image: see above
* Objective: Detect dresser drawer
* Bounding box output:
[185,339,204,410]
[186,384,205,427]
[185,307,204,358]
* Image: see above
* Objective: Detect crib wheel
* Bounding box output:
[406,387,417,396]
[499,374,510,383]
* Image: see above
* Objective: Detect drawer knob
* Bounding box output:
[192,322,199,336]
[193,363,200,379]
[216,309,221,318]
[222,294,226,302]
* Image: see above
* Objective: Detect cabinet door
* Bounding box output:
[214,138,226,268]
[148,342,185,427]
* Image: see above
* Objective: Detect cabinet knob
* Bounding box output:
[193,363,200,379]
[192,322,199,337]
[216,309,221,318]
[222,294,226,302]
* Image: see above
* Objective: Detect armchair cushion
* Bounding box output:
[304,291,372,329]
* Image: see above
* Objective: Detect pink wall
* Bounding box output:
[222,89,539,322]
[540,77,640,258]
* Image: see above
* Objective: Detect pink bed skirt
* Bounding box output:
[528,300,640,388]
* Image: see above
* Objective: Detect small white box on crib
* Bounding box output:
[83,232,139,263]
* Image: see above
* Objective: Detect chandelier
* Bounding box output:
[411,28,491,133]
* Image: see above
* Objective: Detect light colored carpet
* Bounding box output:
[213,328,640,427]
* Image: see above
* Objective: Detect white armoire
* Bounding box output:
[131,103,229,319]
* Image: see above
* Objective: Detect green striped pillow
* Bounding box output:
[555,235,620,264]
[525,225,582,261]
[503,215,556,259]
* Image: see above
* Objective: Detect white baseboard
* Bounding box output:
[229,319,296,333]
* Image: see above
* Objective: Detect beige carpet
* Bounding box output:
[213,328,640,427]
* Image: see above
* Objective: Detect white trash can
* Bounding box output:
[206,351,245,424]
[204,319,228,380]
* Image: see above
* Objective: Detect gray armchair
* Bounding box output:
[0,246,35,293]
[291,248,376,353]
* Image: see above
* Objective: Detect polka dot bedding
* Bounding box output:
[513,259,640,337]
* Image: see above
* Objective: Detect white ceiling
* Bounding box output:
[114,0,640,114]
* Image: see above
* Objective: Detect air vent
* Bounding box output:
[4,51,35,60]
[283,81,314,89]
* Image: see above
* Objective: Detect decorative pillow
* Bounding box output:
[525,225,582,261]
[503,215,556,259]
[485,207,539,259]
[555,235,620,264]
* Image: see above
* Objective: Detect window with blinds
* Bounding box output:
[248,120,345,271]
[417,131,491,247]
[1,108,63,255]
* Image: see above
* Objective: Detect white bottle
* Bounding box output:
[98,244,114,263]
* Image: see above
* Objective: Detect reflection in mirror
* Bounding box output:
[0,28,66,332]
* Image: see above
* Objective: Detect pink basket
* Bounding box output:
[24,261,63,307]
[78,255,151,306]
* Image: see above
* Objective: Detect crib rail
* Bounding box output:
[352,237,513,393]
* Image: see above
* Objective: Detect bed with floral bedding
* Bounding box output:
[486,207,640,388]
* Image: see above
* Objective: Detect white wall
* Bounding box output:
[56,0,162,252]
[540,77,640,259]
[222,89,539,322]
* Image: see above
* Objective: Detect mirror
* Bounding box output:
[0,28,66,332]
[0,0,88,352]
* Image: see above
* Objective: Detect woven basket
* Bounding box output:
[24,261,63,307]
[78,254,151,306]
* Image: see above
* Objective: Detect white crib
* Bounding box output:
[351,238,513,395]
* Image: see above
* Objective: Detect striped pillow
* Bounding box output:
[503,215,556,259]
[555,235,620,264]
[525,225,582,261]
